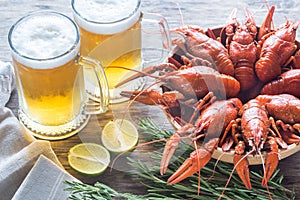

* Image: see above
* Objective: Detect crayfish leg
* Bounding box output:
[281,129,300,145]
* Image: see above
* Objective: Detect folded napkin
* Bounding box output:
[12,156,79,200]
[0,61,78,200]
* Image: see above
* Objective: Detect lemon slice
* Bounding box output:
[68,143,110,175]
[101,119,139,153]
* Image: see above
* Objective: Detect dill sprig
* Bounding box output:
[126,118,295,200]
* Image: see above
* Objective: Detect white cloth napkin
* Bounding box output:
[0,61,79,200]
[12,156,79,200]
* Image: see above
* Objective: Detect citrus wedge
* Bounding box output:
[68,143,110,175]
[101,119,139,153]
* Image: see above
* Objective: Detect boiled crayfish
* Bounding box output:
[114,3,300,198]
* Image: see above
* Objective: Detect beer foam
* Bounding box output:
[72,0,141,34]
[9,12,80,69]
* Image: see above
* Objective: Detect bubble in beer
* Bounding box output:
[10,12,79,69]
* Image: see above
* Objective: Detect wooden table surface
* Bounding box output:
[1,0,300,198]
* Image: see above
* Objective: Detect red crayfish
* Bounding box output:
[255,19,299,83]
[223,8,258,91]
[112,3,300,199]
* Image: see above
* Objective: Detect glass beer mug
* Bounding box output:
[71,0,171,103]
[8,11,109,140]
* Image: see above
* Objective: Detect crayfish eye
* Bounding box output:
[260,138,264,144]
[226,26,234,34]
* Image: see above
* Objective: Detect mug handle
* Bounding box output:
[141,12,171,67]
[78,56,109,114]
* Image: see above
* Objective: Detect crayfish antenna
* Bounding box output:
[205,151,227,182]
[120,79,162,119]
[105,66,160,88]
[110,80,167,172]
[110,137,168,172]
[169,1,185,27]
[219,8,237,42]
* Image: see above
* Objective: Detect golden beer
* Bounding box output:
[72,0,142,102]
[8,11,109,140]
[13,58,84,126]
[78,21,141,89]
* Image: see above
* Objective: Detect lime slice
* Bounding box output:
[101,119,139,153]
[68,143,110,175]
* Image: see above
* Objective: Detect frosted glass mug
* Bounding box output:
[72,0,171,103]
[8,11,109,140]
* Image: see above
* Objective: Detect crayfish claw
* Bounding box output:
[233,141,252,189]
[160,123,195,175]
[244,7,256,27]
[227,8,238,25]
[257,5,275,41]
[167,138,218,185]
[167,148,211,184]
[221,137,234,152]
[121,90,181,106]
[233,154,252,190]
[167,156,195,184]
[262,138,279,186]
[262,152,278,186]
[160,133,181,175]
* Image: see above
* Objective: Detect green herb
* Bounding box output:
[65,118,295,200]
[64,180,146,200]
